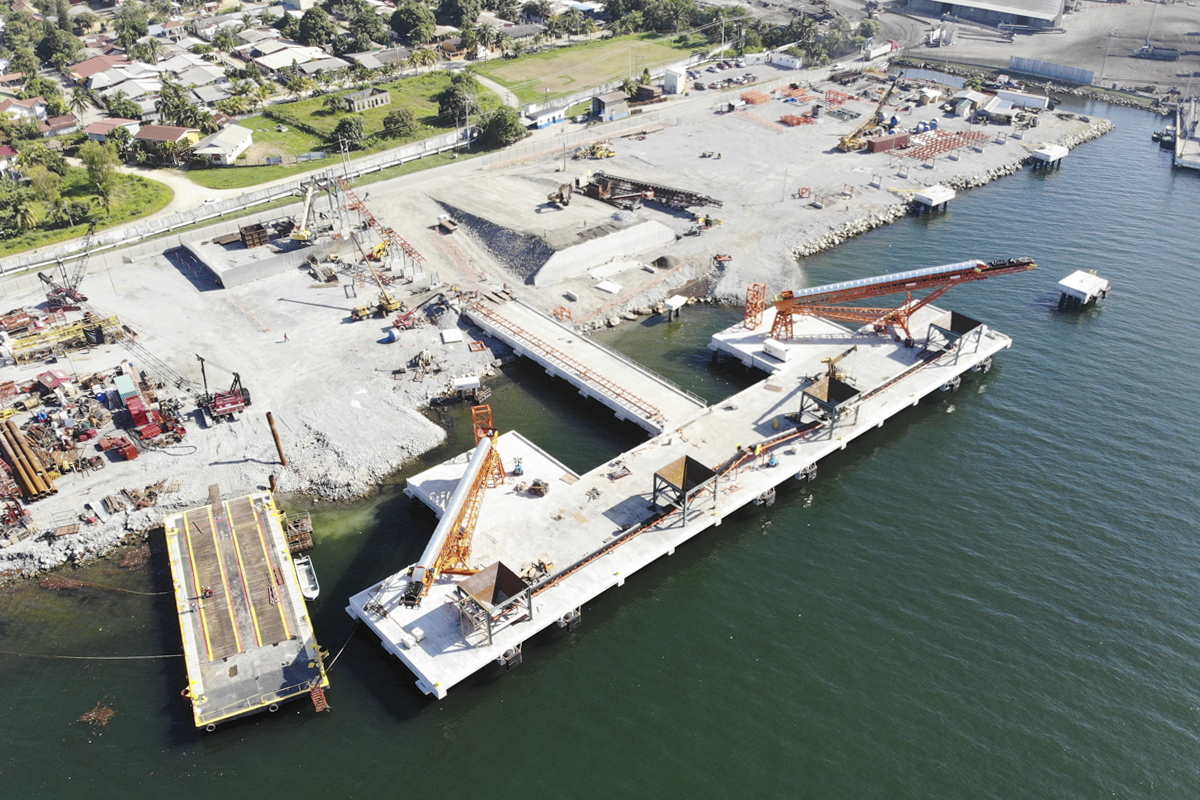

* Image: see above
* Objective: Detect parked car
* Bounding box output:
[694,81,706,90]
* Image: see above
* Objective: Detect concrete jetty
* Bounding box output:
[348,299,1012,699]
[466,297,706,434]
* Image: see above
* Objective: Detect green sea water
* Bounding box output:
[2,100,1199,798]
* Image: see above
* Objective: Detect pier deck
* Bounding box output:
[348,305,1012,698]
[466,297,706,434]
[164,491,329,728]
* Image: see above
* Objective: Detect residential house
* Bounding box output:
[0,96,48,121]
[251,44,328,73]
[149,20,188,42]
[340,87,390,112]
[38,113,80,137]
[237,28,280,46]
[0,72,25,89]
[84,118,141,142]
[134,124,201,155]
[177,65,227,88]
[0,144,18,172]
[193,13,253,41]
[192,85,232,106]
[298,57,353,76]
[68,55,131,84]
[159,52,210,75]
[344,48,411,70]
[192,124,253,164]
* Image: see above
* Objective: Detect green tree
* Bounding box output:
[108,125,133,153]
[382,107,418,138]
[36,27,82,69]
[475,106,525,149]
[298,7,337,47]
[79,140,119,208]
[349,10,389,47]
[438,0,481,27]
[9,46,39,77]
[69,85,95,117]
[858,18,882,39]
[391,3,437,44]
[13,196,38,231]
[438,80,479,122]
[55,0,71,32]
[113,5,149,50]
[71,7,96,31]
[27,165,62,207]
[332,114,367,149]
[212,28,237,51]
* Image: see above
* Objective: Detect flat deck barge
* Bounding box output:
[349,302,1010,698]
[164,489,329,728]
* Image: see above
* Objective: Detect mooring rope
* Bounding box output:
[0,649,183,660]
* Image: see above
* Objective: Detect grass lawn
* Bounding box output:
[184,73,500,190]
[475,33,704,104]
[0,168,172,259]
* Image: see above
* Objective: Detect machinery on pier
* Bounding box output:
[838,81,898,152]
[583,172,722,211]
[38,222,97,311]
[402,405,506,608]
[747,257,1036,341]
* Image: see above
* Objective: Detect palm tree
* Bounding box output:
[253,83,272,110]
[581,17,598,39]
[144,36,161,64]
[415,48,439,72]
[563,10,583,42]
[14,198,37,231]
[69,85,95,117]
[477,25,496,59]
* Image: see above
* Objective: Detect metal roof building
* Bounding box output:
[906,0,1064,28]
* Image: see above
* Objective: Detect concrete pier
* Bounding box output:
[466,297,706,434]
[348,304,1012,699]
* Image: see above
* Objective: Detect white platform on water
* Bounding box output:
[1031,143,1069,163]
[1057,270,1110,304]
[913,184,956,207]
[466,298,706,434]
[347,306,1013,699]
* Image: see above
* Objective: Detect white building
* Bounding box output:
[192,124,254,165]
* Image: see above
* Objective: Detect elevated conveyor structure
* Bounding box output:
[762,258,1036,340]
[466,297,706,434]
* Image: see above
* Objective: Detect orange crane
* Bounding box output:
[745,257,1036,341]
[402,406,505,608]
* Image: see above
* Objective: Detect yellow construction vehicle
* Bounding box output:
[290,181,319,241]
[370,241,389,260]
[547,183,573,207]
[837,81,898,152]
[351,265,404,320]
[573,142,616,160]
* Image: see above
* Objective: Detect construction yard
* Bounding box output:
[0,59,1113,578]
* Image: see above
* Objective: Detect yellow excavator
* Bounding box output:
[837,81,898,152]
[821,345,857,381]
[547,183,573,207]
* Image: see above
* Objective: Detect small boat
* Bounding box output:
[294,555,320,601]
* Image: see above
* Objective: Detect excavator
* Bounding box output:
[351,264,405,320]
[837,80,898,152]
[547,183,573,207]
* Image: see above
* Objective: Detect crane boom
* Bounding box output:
[838,81,898,152]
[402,406,504,608]
[760,257,1036,340]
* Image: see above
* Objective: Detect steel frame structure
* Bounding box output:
[335,177,425,263]
[761,258,1037,340]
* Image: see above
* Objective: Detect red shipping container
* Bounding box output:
[126,396,150,428]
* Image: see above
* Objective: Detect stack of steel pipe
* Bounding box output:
[0,419,54,500]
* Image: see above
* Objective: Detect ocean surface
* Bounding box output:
[2,100,1199,798]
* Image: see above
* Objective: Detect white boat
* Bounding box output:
[294,555,319,601]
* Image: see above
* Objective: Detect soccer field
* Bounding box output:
[478,35,695,104]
